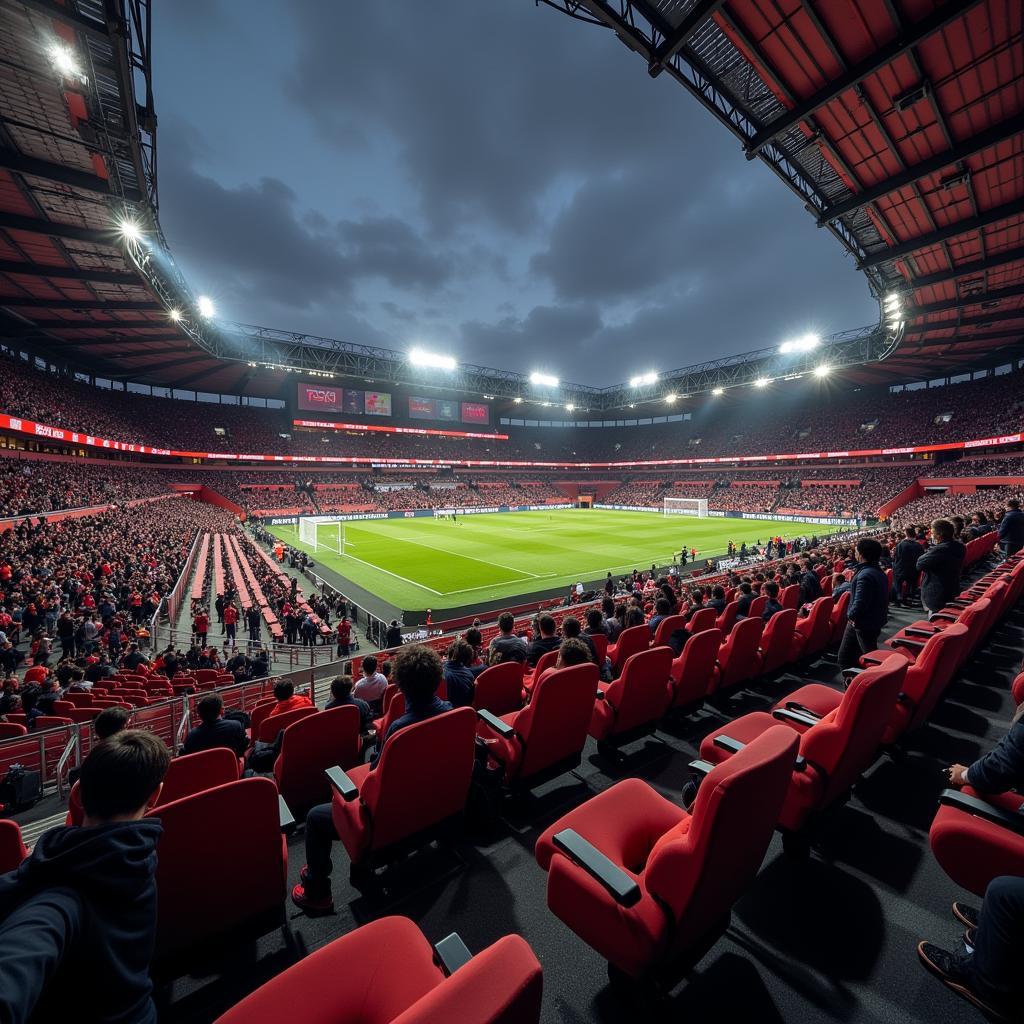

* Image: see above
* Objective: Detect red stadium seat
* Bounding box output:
[255,706,317,744]
[669,628,722,710]
[607,625,649,674]
[700,654,907,840]
[372,687,405,738]
[757,608,799,676]
[534,726,798,983]
[524,649,559,695]
[150,777,287,962]
[589,632,609,663]
[790,596,834,661]
[331,707,477,874]
[477,664,598,790]
[589,647,673,754]
[0,723,27,739]
[0,819,27,873]
[274,705,361,816]
[780,584,801,610]
[712,616,762,692]
[473,661,525,717]
[651,614,688,649]
[747,595,768,620]
[715,601,739,635]
[829,591,850,645]
[211,916,543,1024]
[687,607,718,634]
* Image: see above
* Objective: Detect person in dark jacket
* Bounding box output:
[837,537,890,670]
[998,498,1024,558]
[325,674,373,732]
[760,581,784,621]
[706,586,727,614]
[947,717,1024,794]
[892,526,922,606]
[0,730,169,1024]
[799,560,822,605]
[180,694,248,757]
[917,519,967,617]
[293,645,452,915]
[384,620,403,648]
[526,613,560,667]
[442,638,485,708]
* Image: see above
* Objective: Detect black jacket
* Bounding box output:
[967,721,1024,794]
[847,563,890,633]
[892,538,922,578]
[916,539,966,611]
[180,718,248,757]
[799,571,822,605]
[526,635,560,667]
[0,820,163,1024]
[999,508,1024,548]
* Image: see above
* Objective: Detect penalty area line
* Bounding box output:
[339,552,444,596]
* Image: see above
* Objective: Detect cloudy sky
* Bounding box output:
[151,0,878,387]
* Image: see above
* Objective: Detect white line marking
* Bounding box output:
[339,551,444,596]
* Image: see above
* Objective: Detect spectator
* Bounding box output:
[998,497,1024,558]
[526,613,560,667]
[384,620,403,648]
[293,645,452,914]
[223,602,238,645]
[799,559,822,604]
[917,519,966,617]
[181,694,248,757]
[443,638,484,708]
[554,637,591,670]
[487,612,528,664]
[837,537,889,670]
[335,616,351,658]
[324,675,372,732]
[352,655,388,710]
[93,706,130,740]
[946,716,1024,795]
[761,581,784,620]
[560,616,596,663]
[892,526,922,606]
[707,586,727,613]
[267,680,313,718]
[0,730,170,1024]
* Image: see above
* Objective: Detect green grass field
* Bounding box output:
[268,509,807,612]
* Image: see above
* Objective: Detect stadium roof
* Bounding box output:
[0,0,1020,406]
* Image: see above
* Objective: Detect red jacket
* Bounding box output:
[268,694,313,718]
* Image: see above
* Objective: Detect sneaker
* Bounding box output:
[291,882,333,916]
[952,900,979,929]
[917,942,1010,1022]
[963,927,976,951]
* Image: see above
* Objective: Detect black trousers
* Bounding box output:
[837,622,880,670]
[963,875,1024,1010]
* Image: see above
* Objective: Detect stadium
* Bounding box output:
[0,0,1021,1021]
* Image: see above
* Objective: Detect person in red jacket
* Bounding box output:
[193,610,209,647]
[267,680,313,718]
[222,603,238,645]
[335,617,351,657]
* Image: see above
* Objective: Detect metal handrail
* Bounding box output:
[54,729,80,799]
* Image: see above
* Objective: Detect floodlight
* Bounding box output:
[117,219,142,242]
[197,296,215,318]
[712,387,724,396]
[168,308,182,322]
[565,403,575,412]
[629,371,659,387]
[529,371,559,387]
[883,293,902,308]
[47,42,84,82]
[408,347,456,370]
[665,393,677,403]
[753,377,770,388]
[779,333,820,355]
[814,364,831,377]
[512,397,523,404]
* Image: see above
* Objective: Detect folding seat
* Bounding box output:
[589,647,673,755]
[781,584,801,610]
[669,628,722,710]
[534,727,798,984]
[372,686,405,737]
[211,916,543,1024]
[523,649,558,696]
[756,609,798,676]
[712,616,762,693]
[476,664,598,790]
[66,707,102,725]
[328,707,477,876]
[781,624,969,746]
[715,601,739,636]
[651,614,688,649]
[0,819,27,873]
[886,597,991,672]
[3,713,27,726]
[61,693,93,707]
[828,591,850,645]
[747,595,768,620]
[687,607,717,634]
[149,777,287,962]
[607,625,650,674]
[789,596,834,662]
[590,632,609,663]
[51,700,75,715]
[699,654,906,842]
[1012,668,1024,707]
[820,574,833,596]
[195,669,219,684]
[255,705,317,744]
[473,661,525,717]
[0,722,27,739]
[930,787,1024,898]
[274,706,361,816]
[33,715,73,730]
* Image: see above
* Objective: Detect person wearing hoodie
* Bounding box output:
[0,729,170,1024]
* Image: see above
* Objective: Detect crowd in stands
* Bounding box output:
[919,456,1024,478]
[887,488,1024,532]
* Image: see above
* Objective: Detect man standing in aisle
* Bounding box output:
[223,601,238,647]
[837,538,889,670]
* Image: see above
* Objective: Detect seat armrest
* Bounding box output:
[904,626,938,637]
[595,689,605,700]
[946,600,971,609]
[713,734,745,754]
[772,708,819,727]
[688,758,715,780]
[278,795,296,831]
[890,637,925,651]
[784,701,823,720]
[842,666,865,680]
[939,789,1024,837]
[476,708,514,738]
[434,932,473,976]
[325,765,358,801]
[858,653,885,666]
[552,828,641,907]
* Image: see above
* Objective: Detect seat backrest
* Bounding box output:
[256,705,317,744]
[903,623,969,730]
[0,819,27,873]
[150,777,285,960]
[473,661,524,717]
[513,663,599,781]
[748,595,768,620]
[274,705,360,814]
[360,707,476,851]
[248,699,278,736]
[590,632,609,663]
[800,654,907,807]
[683,608,712,635]
[716,602,739,634]
[957,598,992,656]
[603,647,673,735]
[781,585,801,610]
[717,616,763,689]
[62,692,93,706]
[830,590,851,632]
[160,747,242,807]
[0,722,27,739]
[652,614,688,647]
[529,649,559,681]
[610,625,649,668]
[798,596,834,653]
[758,608,798,674]
[646,726,798,951]
[671,628,722,706]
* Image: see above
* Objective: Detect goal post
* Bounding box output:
[663,497,709,518]
[297,515,345,555]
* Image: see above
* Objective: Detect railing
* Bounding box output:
[157,529,205,649]
[156,626,341,667]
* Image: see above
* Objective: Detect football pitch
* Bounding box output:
[268,509,809,612]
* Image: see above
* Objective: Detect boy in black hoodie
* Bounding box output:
[0,729,170,1024]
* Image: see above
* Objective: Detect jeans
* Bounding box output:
[837,622,880,670]
[303,802,340,896]
[226,624,236,642]
[965,875,1024,1010]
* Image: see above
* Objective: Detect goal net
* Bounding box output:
[298,515,345,555]
[663,497,709,518]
